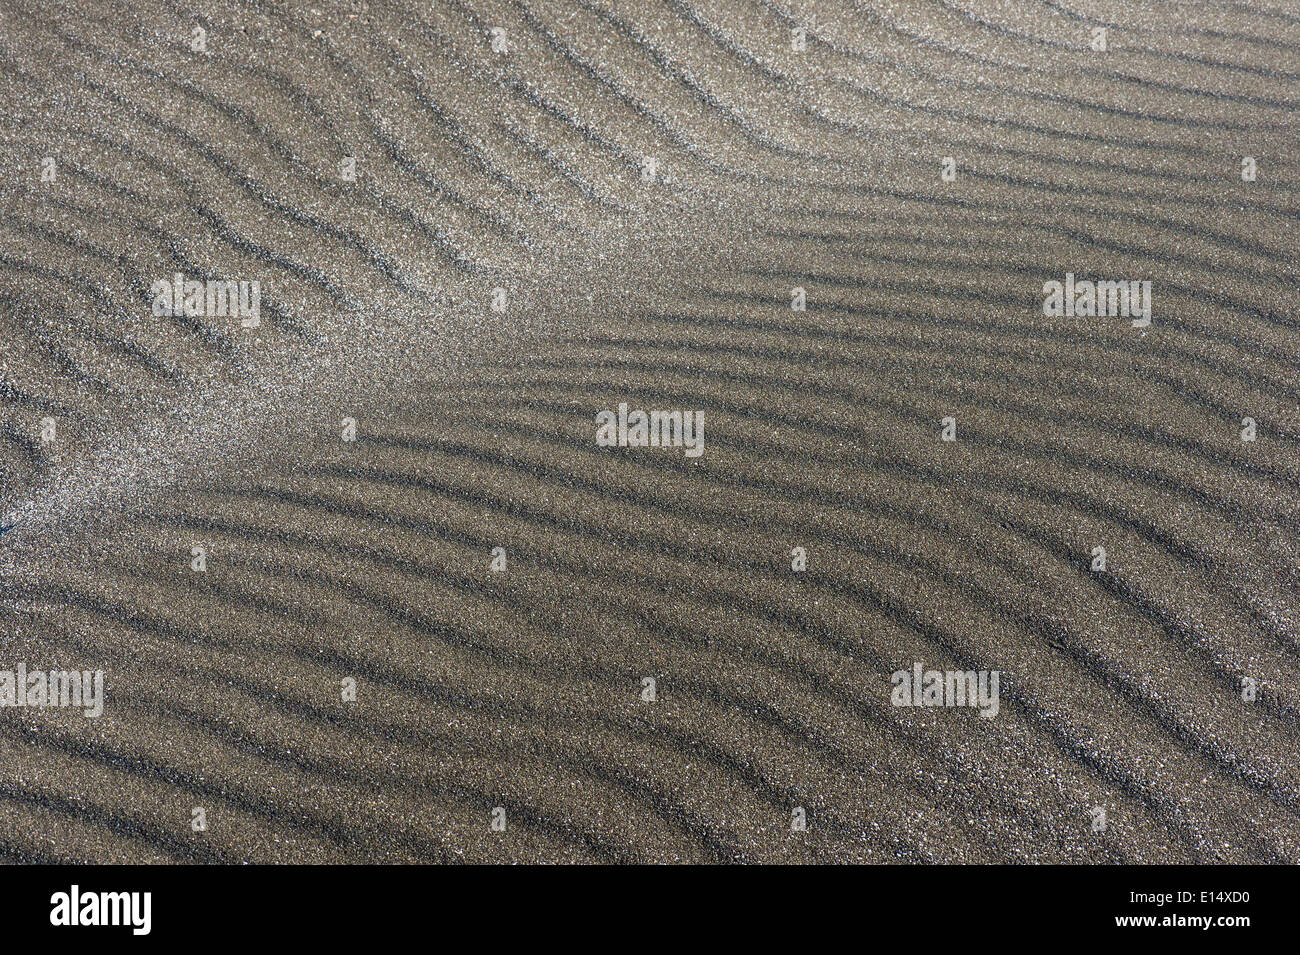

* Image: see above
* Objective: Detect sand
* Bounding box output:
[0,0,1298,862]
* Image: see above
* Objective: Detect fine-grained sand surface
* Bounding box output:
[0,0,1298,862]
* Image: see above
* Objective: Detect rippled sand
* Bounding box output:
[0,0,1298,862]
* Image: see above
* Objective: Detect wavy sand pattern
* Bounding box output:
[0,0,1298,862]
